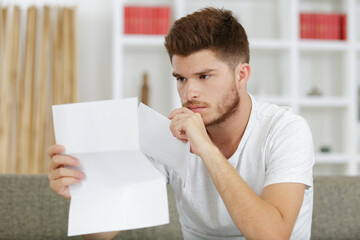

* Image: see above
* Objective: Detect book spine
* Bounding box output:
[324,14,330,40]
[341,14,347,40]
[308,13,313,39]
[124,6,135,34]
[300,13,306,39]
[334,14,340,40]
[155,7,159,34]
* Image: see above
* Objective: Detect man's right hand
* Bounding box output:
[47,144,86,200]
[48,145,120,240]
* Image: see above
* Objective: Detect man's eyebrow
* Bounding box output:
[194,68,216,76]
[172,69,216,78]
[172,72,181,78]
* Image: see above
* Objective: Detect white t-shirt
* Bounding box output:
[149,95,314,240]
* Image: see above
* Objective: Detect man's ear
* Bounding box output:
[235,63,251,90]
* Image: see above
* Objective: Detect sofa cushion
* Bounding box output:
[0,174,182,240]
[311,176,360,240]
[1,174,360,239]
[0,174,81,240]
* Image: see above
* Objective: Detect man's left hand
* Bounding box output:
[169,107,213,156]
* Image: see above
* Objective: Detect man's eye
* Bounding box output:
[200,75,210,80]
[177,77,187,82]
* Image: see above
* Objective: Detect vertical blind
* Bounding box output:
[0,5,77,174]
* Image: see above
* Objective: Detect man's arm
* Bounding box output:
[169,108,305,240]
[82,231,120,240]
[201,144,304,240]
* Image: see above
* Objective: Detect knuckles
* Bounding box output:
[59,178,67,186]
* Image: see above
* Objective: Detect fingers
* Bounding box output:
[47,144,65,158]
[50,154,79,169]
[48,161,85,200]
[171,122,188,143]
[48,147,84,181]
[47,145,83,200]
[170,114,186,139]
[50,177,80,199]
[49,167,85,181]
[50,177,81,189]
[168,107,193,119]
[170,113,200,142]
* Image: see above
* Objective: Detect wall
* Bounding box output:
[76,0,112,101]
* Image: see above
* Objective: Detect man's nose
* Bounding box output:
[183,79,200,101]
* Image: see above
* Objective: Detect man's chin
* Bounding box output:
[203,117,217,127]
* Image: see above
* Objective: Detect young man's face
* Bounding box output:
[172,49,240,127]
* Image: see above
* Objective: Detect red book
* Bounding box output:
[140,7,146,34]
[330,14,337,40]
[124,6,133,34]
[310,14,316,39]
[315,14,323,39]
[340,14,347,40]
[124,6,170,35]
[334,14,341,40]
[124,7,129,34]
[143,7,150,34]
[300,13,307,39]
[155,7,161,34]
[324,14,330,39]
[150,7,158,34]
[299,12,347,40]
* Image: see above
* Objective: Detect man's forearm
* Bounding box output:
[82,231,120,240]
[199,145,294,240]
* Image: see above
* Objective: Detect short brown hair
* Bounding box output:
[164,7,250,70]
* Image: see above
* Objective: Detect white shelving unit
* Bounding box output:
[113,0,360,175]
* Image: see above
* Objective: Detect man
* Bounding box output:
[48,8,314,240]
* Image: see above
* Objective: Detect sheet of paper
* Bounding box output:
[68,151,168,236]
[138,103,190,181]
[52,98,169,236]
[53,98,139,154]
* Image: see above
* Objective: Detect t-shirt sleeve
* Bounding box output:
[145,154,172,184]
[264,115,315,189]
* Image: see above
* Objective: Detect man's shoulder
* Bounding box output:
[254,98,306,130]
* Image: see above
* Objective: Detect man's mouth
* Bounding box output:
[187,105,206,113]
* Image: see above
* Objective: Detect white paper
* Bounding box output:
[52,98,171,236]
[139,103,190,181]
[53,98,139,154]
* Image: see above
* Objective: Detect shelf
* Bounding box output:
[299,97,349,107]
[315,153,349,164]
[299,40,348,51]
[113,0,360,175]
[121,36,292,49]
[121,35,166,47]
[249,39,290,50]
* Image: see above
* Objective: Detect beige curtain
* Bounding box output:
[0,5,77,174]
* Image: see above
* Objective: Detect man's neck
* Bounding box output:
[207,92,252,159]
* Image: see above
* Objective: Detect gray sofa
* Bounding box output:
[0,175,359,240]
